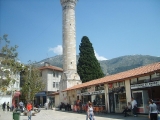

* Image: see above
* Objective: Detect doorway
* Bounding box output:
[109,93,115,113]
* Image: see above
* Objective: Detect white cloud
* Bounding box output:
[94,50,107,61]
[48,46,107,61]
[49,45,63,55]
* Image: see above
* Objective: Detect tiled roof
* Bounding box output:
[39,66,63,72]
[63,62,160,91]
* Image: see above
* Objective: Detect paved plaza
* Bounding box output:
[0,108,148,120]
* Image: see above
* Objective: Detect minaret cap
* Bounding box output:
[60,0,77,8]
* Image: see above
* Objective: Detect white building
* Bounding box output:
[36,62,63,106]
[0,67,20,108]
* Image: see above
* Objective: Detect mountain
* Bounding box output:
[35,55,160,75]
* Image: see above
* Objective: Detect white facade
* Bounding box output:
[41,68,62,92]
[39,62,63,104]
[0,70,20,106]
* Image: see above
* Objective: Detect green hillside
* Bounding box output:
[35,55,160,75]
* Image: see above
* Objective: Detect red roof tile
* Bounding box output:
[63,62,160,91]
[39,66,63,72]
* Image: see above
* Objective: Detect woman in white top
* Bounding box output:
[88,103,94,120]
[149,99,158,120]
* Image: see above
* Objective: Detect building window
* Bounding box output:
[56,82,59,88]
[16,82,19,88]
[56,72,58,77]
[114,82,119,87]
[119,81,125,86]
[151,73,160,81]
[40,72,42,77]
[131,78,137,84]
[53,71,55,77]
[53,82,55,88]
[138,76,150,83]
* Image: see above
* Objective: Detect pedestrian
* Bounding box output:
[79,100,82,113]
[122,102,131,117]
[148,99,158,120]
[44,102,48,110]
[19,101,24,110]
[87,102,94,120]
[7,102,10,111]
[131,97,137,117]
[2,102,6,111]
[50,100,53,109]
[86,101,90,120]
[26,101,32,120]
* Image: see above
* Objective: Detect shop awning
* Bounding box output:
[35,92,46,97]
[47,92,59,96]
[14,91,21,97]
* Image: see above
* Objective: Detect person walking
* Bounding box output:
[79,100,82,113]
[2,102,6,111]
[122,102,131,117]
[19,101,24,110]
[131,97,137,117]
[7,102,10,111]
[44,102,48,110]
[26,101,32,120]
[87,102,94,120]
[148,99,158,120]
[86,101,90,120]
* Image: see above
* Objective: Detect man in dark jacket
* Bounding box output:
[2,102,6,111]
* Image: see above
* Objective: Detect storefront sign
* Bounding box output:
[131,81,160,89]
[81,90,105,96]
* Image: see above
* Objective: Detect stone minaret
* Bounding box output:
[59,0,82,104]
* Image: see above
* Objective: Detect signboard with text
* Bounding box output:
[80,90,105,96]
[131,81,160,89]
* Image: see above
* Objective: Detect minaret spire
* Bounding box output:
[59,0,81,104]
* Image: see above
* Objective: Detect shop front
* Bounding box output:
[108,81,126,113]
[76,85,106,113]
[35,91,46,106]
[79,85,105,105]
[131,74,160,114]
[81,90,105,105]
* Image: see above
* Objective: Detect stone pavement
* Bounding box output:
[0,108,148,120]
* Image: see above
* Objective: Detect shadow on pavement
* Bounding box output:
[56,110,148,120]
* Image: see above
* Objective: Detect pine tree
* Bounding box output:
[77,36,104,83]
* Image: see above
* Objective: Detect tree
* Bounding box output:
[77,36,104,83]
[21,64,45,103]
[0,34,23,91]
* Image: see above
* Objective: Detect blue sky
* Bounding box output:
[0,0,160,64]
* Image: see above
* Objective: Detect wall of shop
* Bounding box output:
[67,90,77,105]
[104,84,109,113]
[125,79,131,103]
[55,94,59,107]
